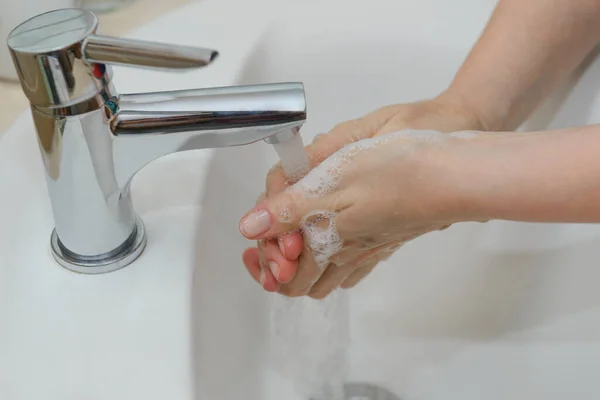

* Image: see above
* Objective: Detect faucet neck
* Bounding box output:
[32,105,146,273]
[33,83,305,274]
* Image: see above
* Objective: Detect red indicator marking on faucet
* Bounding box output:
[92,63,106,79]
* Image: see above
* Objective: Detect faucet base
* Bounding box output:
[50,217,147,274]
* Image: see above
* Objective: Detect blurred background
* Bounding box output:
[0,0,192,132]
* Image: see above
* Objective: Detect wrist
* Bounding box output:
[436,89,507,132]
[435,130,560,224]
[425,132,517,224]
[412,135,490,225]
[449,126,600,223]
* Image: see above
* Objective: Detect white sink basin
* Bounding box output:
[4,0,600,399]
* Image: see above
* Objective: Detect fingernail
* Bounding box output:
[278,237,286,257]
[240,209,271,237]
[259,266,266,285]
[268,261,279,280]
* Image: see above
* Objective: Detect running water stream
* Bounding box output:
[269,129,349,400]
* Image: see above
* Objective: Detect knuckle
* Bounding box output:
[279,285,309,298]
[340,268,367,288]
[277,189,307,225]
[331,119,360,137]
[266,163,282,180]
[358,236,379,247]
[341,277,362,289]
[329,253,348,265]
[275,195,297,225]
[311,132,328,145]
[308,291,328,300]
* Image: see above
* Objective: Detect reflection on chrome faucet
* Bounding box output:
[7,8,306,274]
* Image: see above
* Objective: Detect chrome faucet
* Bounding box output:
[7,9,306,274]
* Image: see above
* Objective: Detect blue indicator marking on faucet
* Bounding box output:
[105,98,119,114]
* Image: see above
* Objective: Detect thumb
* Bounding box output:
[239,187,324,240]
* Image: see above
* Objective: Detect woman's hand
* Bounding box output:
[240,96,485,297]
[240,126,477,298]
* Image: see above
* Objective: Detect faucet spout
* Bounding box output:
[111,83,306,184]
[113,82,306,136]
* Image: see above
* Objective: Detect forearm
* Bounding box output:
[454,125,600,223]
[440,0,600,131]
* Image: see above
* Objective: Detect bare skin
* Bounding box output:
[240,0,600,298]
[242,100,485,295]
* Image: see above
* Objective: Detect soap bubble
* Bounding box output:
[300,211,343,269]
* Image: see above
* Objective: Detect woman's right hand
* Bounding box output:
[242,93,488,294]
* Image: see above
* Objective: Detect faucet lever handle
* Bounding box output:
[84,34,219,70]
[7,8,220,108]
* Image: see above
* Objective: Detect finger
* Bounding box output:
[242,248,261,282]
[308,263,355,299]
[329,243,379,265]
[337,241,402,289]
[278,245,324,297]
[279,232,303,260]
[260,238,298,284]
[340,260,378,289]
[311,247,383,295]
[328,239,399,265]
[239,188,333,240]
[262,169,304,263]
[242,247,280,292]
[254,232,303,285]
[257,247,281,292]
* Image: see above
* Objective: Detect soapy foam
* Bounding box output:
[281,129,449,270]
[295,129,447,199]
[278,203,293,224]
[300,211,343,269]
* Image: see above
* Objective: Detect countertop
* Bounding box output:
[0,0,192,134]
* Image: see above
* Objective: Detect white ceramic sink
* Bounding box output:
[4,0,600,399]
